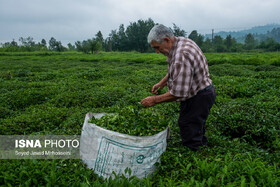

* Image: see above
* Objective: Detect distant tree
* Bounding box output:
[213,35,226,52]
[118,24,128,51]
[67,43,75,51]
[0,37,48,52]
[49,37,66,52]
[188,30,203,47]
[267,28,280,42]
[11,39,18,47]
[107,25,127,51]
[95,31,104,43]
[57,41,66,52]
[229,37,239,52]
[49,37,57,51]
[225,35,232,51]
[196,34,204,47]
[75,41,84,52]
[172,23,186,37]
[87,38,101,54]
[95,31,104,50]
[1,42,12,48]
[258,40,267,50]
[81,40,90,53]
[244,33,256,50]
[201,38,213,52]
[125,18,155,52]
[104,38,112,52]
[108,30,120,51]
[188,30,198,42]
[17,37,38,51]
[41,39,47,47]
[94,41,102,53]
[257,37,280,51]
[126,22,139,51]
[75,38,101,54]
[105,18,155,52]
[231,42,244,52]
[19,37,35,47]
[0,42,15,52]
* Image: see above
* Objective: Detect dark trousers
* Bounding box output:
[178,85,216,151]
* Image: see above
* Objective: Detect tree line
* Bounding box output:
[1,18,280,53]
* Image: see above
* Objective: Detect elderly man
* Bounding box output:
[141,24,216,151]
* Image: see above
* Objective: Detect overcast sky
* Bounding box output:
[0,0,279,45]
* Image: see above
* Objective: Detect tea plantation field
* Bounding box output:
[0,52,279,186]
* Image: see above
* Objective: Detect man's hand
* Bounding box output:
[141,96,156,107]
[151,83,161,95]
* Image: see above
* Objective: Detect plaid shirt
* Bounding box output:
[167,37,212,101]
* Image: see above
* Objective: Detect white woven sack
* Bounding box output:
[80,112,169,179]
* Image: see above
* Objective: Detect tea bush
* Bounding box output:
[0,52,279,186]
[211,98,280,149]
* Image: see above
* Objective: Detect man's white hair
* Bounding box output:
[147,24,174,44]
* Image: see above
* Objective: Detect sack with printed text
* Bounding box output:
[80,112,169,179]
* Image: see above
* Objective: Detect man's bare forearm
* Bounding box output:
[154,91,178,104]
[158,74,168,88]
